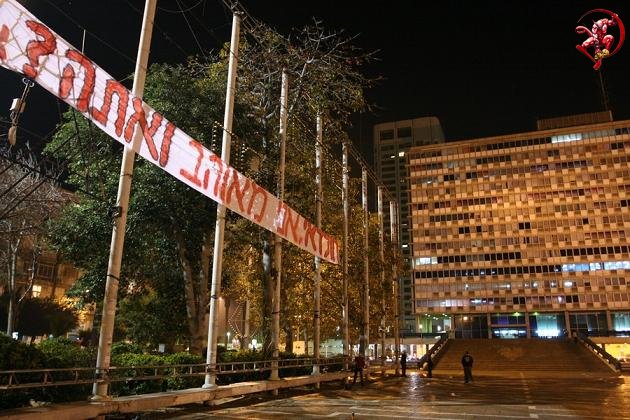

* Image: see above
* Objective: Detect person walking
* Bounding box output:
[461,350,474,383]
[400,350,407,376]
[353,353,365,386]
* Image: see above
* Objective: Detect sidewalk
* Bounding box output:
[1,368,383,420]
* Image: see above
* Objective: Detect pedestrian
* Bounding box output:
[353,353,365,386]
[400,350,407,376]
[461,350,473,383]
[426,355,433,378]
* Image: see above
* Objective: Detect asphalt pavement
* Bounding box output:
[141,368,630,419]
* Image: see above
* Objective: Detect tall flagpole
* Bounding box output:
[204,9,241,389]
[312,113,323,378]
[92,0,157,399]
[378,186,385,371]
[390,201,401,376]
[341,141,350,368]
[361,169,370,359]
[270,69,289,384]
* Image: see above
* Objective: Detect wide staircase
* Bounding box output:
[434,338,616,376]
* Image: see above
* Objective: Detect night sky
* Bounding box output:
[2,0,630,152]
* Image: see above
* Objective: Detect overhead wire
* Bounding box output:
[122,0,195,60]
[174,0,210,62]
[41,0,136,66]
[217,5,394,203]
[158,0,206,14]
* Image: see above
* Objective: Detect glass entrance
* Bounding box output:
[491,327,527,339]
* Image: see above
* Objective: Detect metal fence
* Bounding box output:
[0,356,349,391]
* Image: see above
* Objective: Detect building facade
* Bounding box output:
[408,118,630,350]
[373,116,444,333]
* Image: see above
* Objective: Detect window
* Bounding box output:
[380,129,394,140]
[397,127,412,138]
[32,284,42,298]
[37,263,55,279]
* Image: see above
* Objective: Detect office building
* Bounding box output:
[373,116,445,333]
[408,115,630,357]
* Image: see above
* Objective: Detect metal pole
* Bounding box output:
[270,69,289,382]
[390,201,400,375]
[92,0,157,400]
[342,141,349,369]
[312,113,323,376]
[204,10,241,389]
[378,186,385,372]
[361,169,369,360]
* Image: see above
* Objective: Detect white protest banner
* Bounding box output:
[0,0,339,264]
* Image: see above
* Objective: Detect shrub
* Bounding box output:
[164,352,204,390]
[0,334,44,409]
[38,337,96,368]
[0,333,44,370]
[111,341,144,356]
[110,353,166,396]
[35,337,96,403]
[278,352,311,377]
[216,350,269,385]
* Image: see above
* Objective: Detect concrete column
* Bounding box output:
[525,312,531,338]
[564,311,572,336]
[487,313,492,339]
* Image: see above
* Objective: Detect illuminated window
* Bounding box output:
[32,284,42,298]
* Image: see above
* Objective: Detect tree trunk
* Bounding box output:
[242,299,250,349]
[50,254,60,299]
[6,239,19,336]
[173,227,211,356]
[280,281,292,353]
[283,323,293,354]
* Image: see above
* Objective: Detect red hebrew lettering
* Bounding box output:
[203,165,210,189]
[23,20,56,78]
[276,203,302,244]
[0,25,10,61]
[247,183,269,223]
[318,227,324,258]
[208,155,227,198]
[225,170,251,212]
[180,140,204,187]
[219,168,231,202]
[124,98,162,160]
[59,49,95,112]
[322,233,336,260]
[59,65,74,99]
[159,122,175,167]
[303,221,319,253]
[90,79,129,137]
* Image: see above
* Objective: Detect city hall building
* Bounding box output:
[408,113,630,355]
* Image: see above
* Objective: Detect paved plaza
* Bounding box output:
[148,369,630,419]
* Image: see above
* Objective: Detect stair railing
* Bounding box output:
[576,331,621,371]
[417,334,449,368]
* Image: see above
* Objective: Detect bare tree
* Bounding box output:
[231,15,376,353]
[0,152,67,335]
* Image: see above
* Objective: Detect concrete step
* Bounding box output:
[434,338,613,374]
